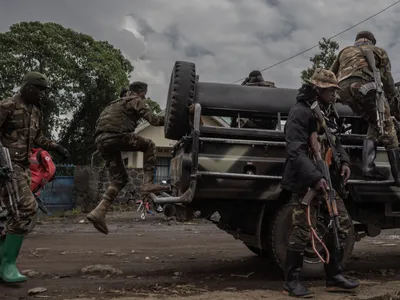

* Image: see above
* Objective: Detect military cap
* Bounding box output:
[355,31,376,45]
[129,81,148,93]
[309,68,340,90]
[249,70,262,78]
[22,71,50,89]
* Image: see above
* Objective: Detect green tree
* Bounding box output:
[0,21,133,164]
[145,97,162,114]
[300,38,339,83]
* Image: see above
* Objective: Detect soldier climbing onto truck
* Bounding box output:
[281,68,359,298]
[87,81,169,235]
[330,30,400,185]
[231,70,278,130]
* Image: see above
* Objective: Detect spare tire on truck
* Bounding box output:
[164,61,196,140]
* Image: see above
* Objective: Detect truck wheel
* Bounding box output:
[243,243,270,259]
[164,61,196,140]
[268,202,355,276]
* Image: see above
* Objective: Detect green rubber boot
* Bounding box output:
[0,234,27,283]
[0,237,4,267]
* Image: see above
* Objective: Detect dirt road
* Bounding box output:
[3,211,400,300]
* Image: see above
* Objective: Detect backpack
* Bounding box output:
[30,148,56,192]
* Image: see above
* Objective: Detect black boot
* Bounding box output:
[362,139,386,180]
[387,149,400,187]
[282,249,313,298]
[325,246,360,292]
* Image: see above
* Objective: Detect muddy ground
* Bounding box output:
[3,211,400,300]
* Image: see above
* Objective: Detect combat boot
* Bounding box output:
[282,249,313,298]
[0,234,27,283]
[325,247,359,292]
[86,199,111,235]
[362,139,386,180]
[141,171,169,194]
[387,149,400,187]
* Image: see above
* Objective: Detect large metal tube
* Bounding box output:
[195,82,355,117]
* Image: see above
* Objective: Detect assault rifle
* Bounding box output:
[302,101,347,252]
[0,142,20,219]
[362,48,385,135]
[311,101,348,200]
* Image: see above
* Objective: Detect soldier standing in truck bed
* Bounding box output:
[87,81,167,235]
[230,70,278,129]
[330,31,400,185]
[281,68,359,298]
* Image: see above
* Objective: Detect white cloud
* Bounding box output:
[1,0,400,108]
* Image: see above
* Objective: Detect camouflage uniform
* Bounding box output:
[0,72,69,284]
[230,71,278,129]
[87,81,166,235]
[330,31,400,184]
[281,69,359,298]
[290,193,351,250]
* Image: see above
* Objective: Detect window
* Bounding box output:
[154,157,171,182]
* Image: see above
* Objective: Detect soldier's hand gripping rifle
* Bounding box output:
[311,101,348,200]
[361,48,386,136]
[0,142,20,219]
[302,101,345,261]
[311,101,342,251]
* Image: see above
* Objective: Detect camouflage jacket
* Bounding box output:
[95,93,164,137]
[0,94,59,166]
[330,39,397,99]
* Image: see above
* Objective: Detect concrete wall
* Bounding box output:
[73,166,143,213]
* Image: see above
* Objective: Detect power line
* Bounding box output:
[231,0,400,84]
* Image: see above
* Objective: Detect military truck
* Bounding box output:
[150,61,400,273]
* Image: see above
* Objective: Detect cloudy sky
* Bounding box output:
[1,0,400,108]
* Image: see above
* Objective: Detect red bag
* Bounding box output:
[30,148,56,194]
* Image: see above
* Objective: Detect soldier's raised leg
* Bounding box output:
[120,133,168,193]
[87,153,129,234]
[0,165,38,283]
[364,98,400,185]
[338,78,398,182]
[323,195,359,292]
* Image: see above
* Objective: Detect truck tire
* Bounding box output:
[268,202,355,277]
[243,243,270,260]
[164,61,196,140]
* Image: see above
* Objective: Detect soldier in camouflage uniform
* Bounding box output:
[231,70,278,129]
[281,69,359,298]
[0,72,69,283]
[87,81,167,235]
[240,70,276,88]
[330,31,400,185]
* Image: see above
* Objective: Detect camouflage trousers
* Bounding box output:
[287,193,351,251]
[96,132,156,204]
[2,164,38,235]
[338,77,398,150]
